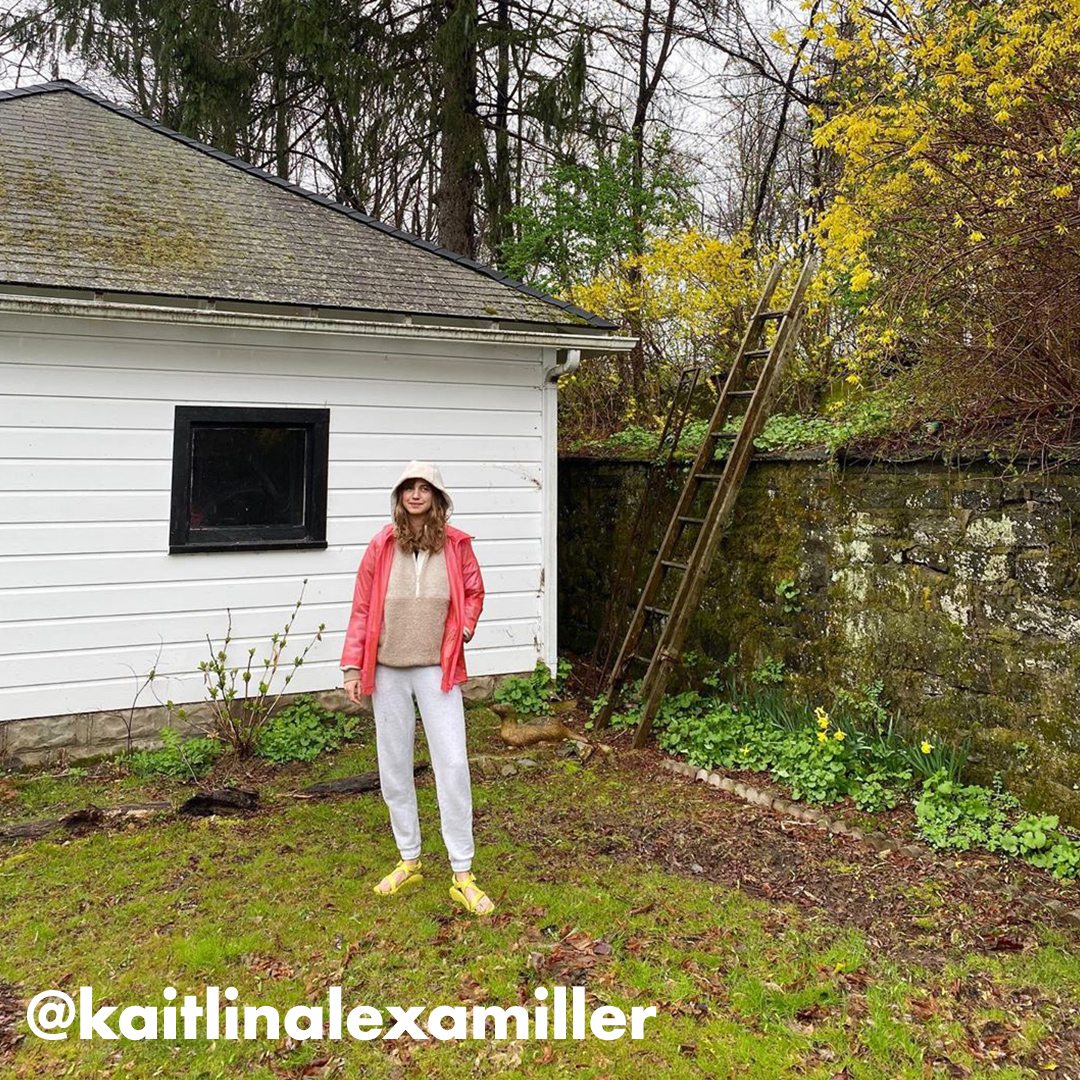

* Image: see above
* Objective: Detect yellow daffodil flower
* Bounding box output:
[921,740,933,754]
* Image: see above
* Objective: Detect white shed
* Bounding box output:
[0,81,632,761]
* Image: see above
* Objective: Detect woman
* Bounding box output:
[341,461,493,915]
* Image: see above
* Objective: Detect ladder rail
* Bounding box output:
[596,262,786,726]
[630,253,818,746]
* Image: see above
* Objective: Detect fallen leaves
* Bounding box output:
[530,927,614,985]
[0,982,24,1061]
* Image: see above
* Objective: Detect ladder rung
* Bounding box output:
[694,472,725,481]
[632,653,655,666]
[742,349,770,359]
[677,516,705,525]
[644,605,671,618]
[757,310,786,319]
[727,390,753,398]
[660,559,688,571]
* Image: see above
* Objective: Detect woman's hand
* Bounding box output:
[344,677,363,705]
[463,627,473,643]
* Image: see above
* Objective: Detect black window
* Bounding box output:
[170,406,329,553]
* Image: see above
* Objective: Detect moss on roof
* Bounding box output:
[0,85,614,330]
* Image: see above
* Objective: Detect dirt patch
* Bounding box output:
[495,743,1079,962]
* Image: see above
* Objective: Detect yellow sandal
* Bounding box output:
[373,859,423,896]
[449,872,495,915]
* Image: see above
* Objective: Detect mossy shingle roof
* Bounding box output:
[0,81,616,330]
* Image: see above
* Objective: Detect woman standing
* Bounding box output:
[341,462,493,915]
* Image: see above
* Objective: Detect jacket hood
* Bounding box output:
[390,460,454,517]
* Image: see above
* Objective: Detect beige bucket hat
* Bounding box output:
[391,460,454,517]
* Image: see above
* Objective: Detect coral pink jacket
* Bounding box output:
[341,524,485,694]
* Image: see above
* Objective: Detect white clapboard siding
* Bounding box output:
[0,313,553,722]
[1,460,543,492]
[0,618,540,689]
[0,644,539,721]
[0,487,541,524]
[0,365,542,412]
[0,513,541,556]
[0,568,541,622]
[3,431,541,463]
[0,349,540,393]
[2,541,543,590]
[0,398,542,437]
[0,591,536,655]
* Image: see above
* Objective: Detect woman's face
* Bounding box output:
[400,479,434,517]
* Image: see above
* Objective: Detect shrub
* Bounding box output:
[167,580,326,757]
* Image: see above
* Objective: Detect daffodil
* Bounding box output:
[921,740,933,754]
[815,706,830,728]
[817,730,828,743]
[834,729,846,741]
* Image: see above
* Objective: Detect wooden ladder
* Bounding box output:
[595,252,817,747]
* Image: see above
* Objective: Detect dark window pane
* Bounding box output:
[190,426,307,529]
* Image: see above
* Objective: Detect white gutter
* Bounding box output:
[0,292,636,353]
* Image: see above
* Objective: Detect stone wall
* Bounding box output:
[559,456,1080,825]
[0,677,497,769]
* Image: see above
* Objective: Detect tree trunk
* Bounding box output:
[489,0,513,266]
[434,0,483,258]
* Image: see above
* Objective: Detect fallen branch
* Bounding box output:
[297,764,429,798]
[178,788,259,816]
[0,801,172,840]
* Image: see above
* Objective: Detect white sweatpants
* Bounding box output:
[371,663,474,872]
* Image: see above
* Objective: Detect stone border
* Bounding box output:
[660,757,1080,931]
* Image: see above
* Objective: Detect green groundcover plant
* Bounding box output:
[127,697,360,778]
[256,696,360,764]
[602,678,1080,880]
[128,728,222,781]
[494,658,573,716]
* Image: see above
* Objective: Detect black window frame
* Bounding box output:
[169,405,330,554]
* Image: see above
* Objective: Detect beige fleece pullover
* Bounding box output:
[373,544,450,667]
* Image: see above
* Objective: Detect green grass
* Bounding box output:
[1,706,1077,1078]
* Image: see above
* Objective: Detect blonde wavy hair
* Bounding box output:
[392,482,449,553]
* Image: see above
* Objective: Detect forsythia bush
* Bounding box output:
[809,0,1080,442]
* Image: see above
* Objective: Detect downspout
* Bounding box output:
[544,347,581,382]
[538,347,580,679]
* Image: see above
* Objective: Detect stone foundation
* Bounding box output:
[0,674,500,769]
